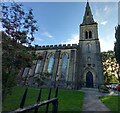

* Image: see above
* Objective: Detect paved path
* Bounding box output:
[81,88,112,112]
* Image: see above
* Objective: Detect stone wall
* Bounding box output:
[17,44,78,89]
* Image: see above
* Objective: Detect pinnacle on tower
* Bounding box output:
[82,2,96,25]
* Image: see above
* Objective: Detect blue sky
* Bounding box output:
[1,2,118,52]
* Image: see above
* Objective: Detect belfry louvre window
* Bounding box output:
[89,31,92,38]
[85,31,92,39]
[85,31,88,39]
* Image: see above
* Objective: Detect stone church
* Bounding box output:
[19,2,104,89]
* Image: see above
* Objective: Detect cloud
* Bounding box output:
[33,36,44,46]
[94,3,117,25]
[61,34,79,44]
[99,35,115,52]
[93,3,117,52]
[104,5,108,12]
[41,32,53,39]
[100,21,108,25]
[61,34,114,52]
[35,37,44,41]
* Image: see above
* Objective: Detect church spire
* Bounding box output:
[82,2,96,25]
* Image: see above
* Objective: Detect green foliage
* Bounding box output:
[1,2,38,45]
[114,25,120,82]
[114,25,120,65]
[2,71,17,99]
[110,75,119,83]
[102,50,114,62]
[2,32,38,101]
[44,72,52,78]
[1,2,38,101]
[101,51,119,84]
[99,85,109,92]
[3,86,84,112]
[100,96,119,112]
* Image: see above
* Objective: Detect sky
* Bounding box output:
[1,1,118,52]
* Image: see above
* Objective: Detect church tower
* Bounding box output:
[77,2,104,88]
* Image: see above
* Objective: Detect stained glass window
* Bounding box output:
[47,55,54,73]
[61,54,68,80]
[35,60,41,74]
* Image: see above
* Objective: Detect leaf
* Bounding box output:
[1,2,38,45]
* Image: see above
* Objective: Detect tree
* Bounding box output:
[114,25,120,65]
[114,25,120,82]
[2,32,37,100]
[102,51,119,84]
[1,2,38,100]
[1,2,38,45]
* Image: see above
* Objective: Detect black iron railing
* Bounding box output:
[9,87,58,113]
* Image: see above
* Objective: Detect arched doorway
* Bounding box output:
[86,71,93,88]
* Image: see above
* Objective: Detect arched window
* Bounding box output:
[35,60,41,74]
[89,31,92,38]
[87,57,91,64]
[87,43,91,53]
[47,55,54,73]
[85,31,88,39]
[61,54,68,80]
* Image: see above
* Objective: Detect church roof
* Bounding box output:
[81,2,97,25]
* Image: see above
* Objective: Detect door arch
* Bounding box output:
[86,71,93,88]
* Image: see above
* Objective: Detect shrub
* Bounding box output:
[99,85,109,93]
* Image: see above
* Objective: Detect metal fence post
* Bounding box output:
[19,88,28,109]
[8,87,59,113]
[52,87,58,113]
[55,87,58,98]
[34,88,42,113]
[52,100,58,113]
[45,88,52,113]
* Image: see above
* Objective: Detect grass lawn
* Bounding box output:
[100,96,120,112]
[3,86,84,112]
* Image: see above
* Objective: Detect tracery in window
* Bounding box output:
[61,53,68,80]
[47,55,54,74]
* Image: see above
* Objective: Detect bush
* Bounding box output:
[99,85,109,93]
